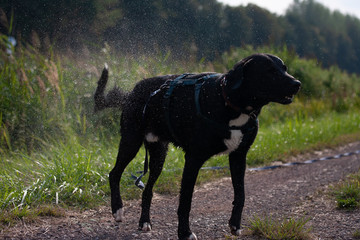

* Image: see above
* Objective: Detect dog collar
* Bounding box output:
[220,76,260,120]
[220,76,242,112]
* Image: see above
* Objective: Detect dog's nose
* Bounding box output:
[293,79,301,86]
[292,79,301,89]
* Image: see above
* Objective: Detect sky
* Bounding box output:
[218,0,360,19]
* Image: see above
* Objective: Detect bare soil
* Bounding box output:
[1,142,360,240]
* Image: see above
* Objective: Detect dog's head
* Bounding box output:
[225,54,301,108]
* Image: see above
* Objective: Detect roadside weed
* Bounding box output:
[353,229,360,239]
[334,170,360,210]
[0,205,64,229]
[246,215,313,240]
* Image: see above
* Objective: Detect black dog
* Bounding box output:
[94,54,301,240]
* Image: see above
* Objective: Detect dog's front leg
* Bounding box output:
[228,151,247,236]
[177,155,204,240]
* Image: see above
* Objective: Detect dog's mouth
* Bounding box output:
[278,81,301,104]
[257,92,296,105]
[280,94,295,104]
[279,86,301,104]
[253,79,301,105]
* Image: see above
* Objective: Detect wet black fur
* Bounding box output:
[94,54,301,239]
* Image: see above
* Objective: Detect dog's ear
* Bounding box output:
[226,58,254,90]
[226,58,252,90]
[226,67,243,90]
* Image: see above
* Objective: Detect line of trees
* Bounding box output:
[1,0,360,73]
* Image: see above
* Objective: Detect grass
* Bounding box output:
[333,170,360,210]
[0,136,116,209]
[247,108,360,165]
[245,215,313,240]
[0,205,64,227]
[0,109,359,217]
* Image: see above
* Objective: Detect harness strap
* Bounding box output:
[163,74,192,143]
[134,143,148,190]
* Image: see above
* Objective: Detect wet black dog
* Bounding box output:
[94,54,301,240]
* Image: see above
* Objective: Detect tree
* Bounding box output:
[1,0,96,48]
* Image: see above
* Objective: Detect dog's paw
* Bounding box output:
[113,208,124,222]
[186,233,198,240]
[139,222,152,231]
[229,225,242,236]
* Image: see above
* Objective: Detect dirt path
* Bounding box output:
[1,142,360,240]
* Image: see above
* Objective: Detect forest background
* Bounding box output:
[2,0,360,73]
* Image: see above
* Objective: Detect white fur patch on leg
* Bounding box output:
[187,233,198,240]
[230,225,242,236]
[145,132,159,143]
[141,222,152,231]
[113,208,124,222]
[234,229,242,236]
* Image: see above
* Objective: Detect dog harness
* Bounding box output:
[134,73,259,189]
[163,73,222,143]
[161,73,259,140]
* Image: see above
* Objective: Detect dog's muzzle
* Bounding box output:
[280,79,301,104]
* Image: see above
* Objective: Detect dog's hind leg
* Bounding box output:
[177,154,206,240]
[109,132,143,222]
[138,141,169,231]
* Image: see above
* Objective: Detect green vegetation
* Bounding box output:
[1,34,360,225]
[354,229,360,239]
[0,205,64,227]
[333,170,360,210]
[246,215,313,240]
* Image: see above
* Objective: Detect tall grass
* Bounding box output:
[1,34,360,219]
[0,137,114,210]
[0,35,66,152]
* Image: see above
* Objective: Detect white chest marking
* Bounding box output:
[145,132,159,143]
[229,114,250,127]
[222,130,244,154]
[220,114,250,155]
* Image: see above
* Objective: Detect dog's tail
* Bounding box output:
[94,64,125,112]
